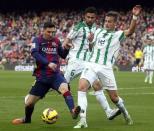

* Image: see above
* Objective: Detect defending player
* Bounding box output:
[74,5,142,128]
[63,7,120,122]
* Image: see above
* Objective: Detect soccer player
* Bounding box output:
[143,31,154,84]
[63,7,97,83]
[74,5,142,128]
[12,22,80,125]
[63,7,120,122]
[134,47,143,71]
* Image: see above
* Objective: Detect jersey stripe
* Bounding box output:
[103,35,113,65]
[95,49,101,63]
[76,27,86,59]
[119,32,125,41]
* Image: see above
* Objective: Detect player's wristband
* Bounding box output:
[133,15,138,20]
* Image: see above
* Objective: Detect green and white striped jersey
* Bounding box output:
[88,28,125,68]
[143,45,154,62]
[67,21,97,61]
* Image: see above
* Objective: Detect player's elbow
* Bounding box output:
[125,29,135,37]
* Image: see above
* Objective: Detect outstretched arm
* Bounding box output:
[124,5,142,37]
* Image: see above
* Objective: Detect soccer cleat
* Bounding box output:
[72,106,81,119]
[12,118,31,125]
[124,114,133,125]
[108,108,121,120]
[74,120,88,128]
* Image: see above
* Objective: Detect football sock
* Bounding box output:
[145,71,149,82]
[149,71,153,83]
[95,90,112,117]
[25,106,34,122]
[78,91,87,118]
[116,97,129,116]
[63,91,74,112]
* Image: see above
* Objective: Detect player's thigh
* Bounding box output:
[97,67,117,90]
[150,62,154,70]
[80,66,98,87]
[25,94,40,105]
[64,61,84,82]
[143,62,149,70]
[51,73,68,93]
[29,80,50,99]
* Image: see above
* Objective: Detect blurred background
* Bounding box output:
[0,0,153,71]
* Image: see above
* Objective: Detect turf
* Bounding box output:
[0,71,154,131]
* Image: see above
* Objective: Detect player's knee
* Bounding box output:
[93,80,102,91]
[111,95,119,103]
[108,91,119,103]
[24,94,38,107]
[25,99,35,107]
[59,83,69,94]
[78,78,89,91]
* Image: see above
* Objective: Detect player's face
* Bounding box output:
[85,13,96,26]
[104,16,116,31]
[44,27,56,40]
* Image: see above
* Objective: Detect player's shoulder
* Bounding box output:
[114,30,125,41]
[32,36,40,44]
[96,27,103,32]
[94,27,106,35]
[73,21,85,31]
[115,30,124,35]
[33,35,43,42]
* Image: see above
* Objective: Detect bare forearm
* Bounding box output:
[124,5,141,37]
[124,16,137,37]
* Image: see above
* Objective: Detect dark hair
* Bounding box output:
[106,11,119,22]
[43,22,55,29]
[84,7,97,15]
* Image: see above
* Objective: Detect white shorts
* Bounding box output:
[143,61,154,70]
[80,62,117,90]
[64,59,86,83]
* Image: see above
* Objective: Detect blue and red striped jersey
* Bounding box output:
[31,35,69,79]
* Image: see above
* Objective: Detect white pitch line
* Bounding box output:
[0,92,154,99]
[119,87,153,90]
[121,92,154,95]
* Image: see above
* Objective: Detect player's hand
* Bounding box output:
[132,5,142,16]
[63,42,74,49]
[88,32,94,42]
[48,62,57,71]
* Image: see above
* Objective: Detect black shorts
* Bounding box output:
[29,73,67,98]
[135,59,141,65]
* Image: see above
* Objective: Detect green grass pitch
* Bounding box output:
[0,71,154,131]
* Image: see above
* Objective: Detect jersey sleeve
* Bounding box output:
[31,37,49,66]
[118,30,126,42]
[66,22,82,40]
[57,39,69,59]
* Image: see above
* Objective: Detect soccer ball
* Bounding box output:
[41,108,58,124]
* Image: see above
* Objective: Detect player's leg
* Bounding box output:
[12,80,48,124]
[92,80,120,120]
[144,62,150,83]
[98,68,133,125]
[107,90,133,125]
[149,70,153,84]
[54,73,80,119]
[64,60,84,90]
[74,78,89,128]
[149,63,154,84]
[144,70,149,83]
[74,67,96,128]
